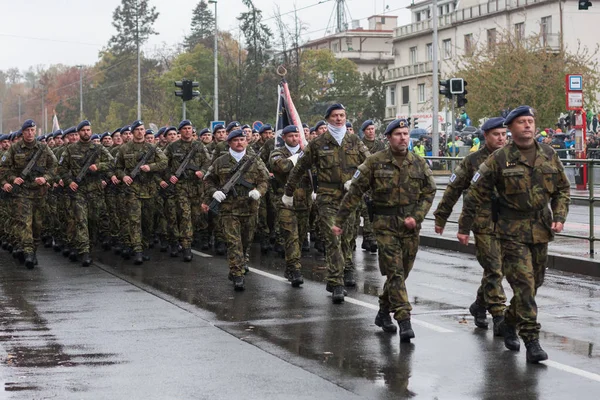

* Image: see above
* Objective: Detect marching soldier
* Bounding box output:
[333,118,436,341]
[434,117,508,334]
[458,106,570,363]
[254,124,276,253]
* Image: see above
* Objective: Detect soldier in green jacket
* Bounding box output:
[458,106,570,363]
[333,118,436,341]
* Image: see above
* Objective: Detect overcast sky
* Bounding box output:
[0,0,411,72]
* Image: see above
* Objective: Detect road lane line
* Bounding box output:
[542,360,600,383]
[191,250,213,258]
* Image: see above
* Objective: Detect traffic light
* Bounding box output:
[456,81,468,107]
[407,117,412,127]
[579,0,592,10]
[413,117,419,128]
[450,78,465,95]
[439,80,452,99]
[174,79,200,101]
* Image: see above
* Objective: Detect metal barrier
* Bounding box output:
[424,155,598,258]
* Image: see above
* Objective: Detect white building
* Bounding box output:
[383,0,597,129]
[301,15,398,75]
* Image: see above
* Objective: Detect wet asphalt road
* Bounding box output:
[0,239,599,399]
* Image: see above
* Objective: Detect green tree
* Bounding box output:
[184,1,215,51]
[108,0,159,54]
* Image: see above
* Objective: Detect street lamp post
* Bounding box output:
[76,65,83,120]
[209,0,218,122]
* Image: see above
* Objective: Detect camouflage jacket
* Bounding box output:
[115,141,167,198]
[362,138,386,154]
[252,137,275,168]
[59,141,115,193]
[163,140,211,183]
[335,149,436,236]
[0,140,57,197]
[204,151,270,216]
[270,146,312,211]
[434,145,494,234]
[284,132,370,202]
[459,141,570,244]
[212,140,256,163]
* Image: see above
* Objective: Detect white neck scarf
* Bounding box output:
[229,148,246,163]
[327,123,347,145]
[285,143,300,154]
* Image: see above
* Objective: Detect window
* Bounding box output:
[410,46,418,64]
[416,12,421,22]
[389,86,396,106]
[426,43,433,61]
[464,34,474,56]
[515,22,525,41]
[487,28,496,51]
[418,84,425,103]
[541,16,552,45]
[442,39,452,59]
[346,37,353,51]
[402,86,410,105]
[332,42,339,52]
[381,17,385,24]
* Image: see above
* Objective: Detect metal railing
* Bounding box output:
[424,155,598,257]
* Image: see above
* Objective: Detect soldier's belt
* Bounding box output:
[373,205,412,217]
[498,207,543,220]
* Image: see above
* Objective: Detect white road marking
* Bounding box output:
[542,360,600,383]
[191,250,213,258]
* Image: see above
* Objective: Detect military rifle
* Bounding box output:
[129,145,156,180]
[161,142,202,195]
[74,145,101,183]
[12,146,45,194]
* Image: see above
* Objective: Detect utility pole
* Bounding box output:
[41,88,45,134]
[0,101,3,133]
[18,95,21,124]
[209,0,219,122]
[136,10,141,119]
[431,0,440,160]
[77,65,83,119]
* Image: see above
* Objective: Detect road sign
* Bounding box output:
[566,74,584,110]
[252,121,264,131]
[211,121,225,131]
[568,93,584,109]
[569,75,583,91]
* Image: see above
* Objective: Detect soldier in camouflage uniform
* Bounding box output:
[334,118,436,341]
[253,124,277,254]
[54,126,78,256]
[58,120,116,267]
[0,120,57,268]
[161,120,211,261]
[434,117,508,334]
[115,120,167,264]
[203,129,270,290]
[270,125,312,287]
[284,104,370,303]
[458,106,570,363]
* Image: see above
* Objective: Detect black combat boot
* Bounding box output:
[525,339,548,363]
[398,319,415,342]
[81,253,92,267]
[493,315,505,337]
[344,270,356,287]
[370,241,378,254]
[244,264,250,274]
[361,238,370,251]
[133,252,144,265]
[273,242,284,258]
[326,283,347,295]
[233,275,245,291]
[260,237,271,254]
[101,239,112,251]
[301,238,310,253]
[25,253,35,269]
[142,252,150,261]
[375,310,398,333]
[44,237,53,248]
[183,248,193,262]
[169,243,179,258]
[113,243,122,255]
[291,270,304,287]
[33,253,38,265]
[121,247,131,260]
[469,302,489,329]
[315,239,325,253]
[503,324,520,351]
[69,251,78,262]
[284,269,293,281]
[332,286,345,304]
[215,241,227,256]
[53,240,63,252]
[62,247,71,257]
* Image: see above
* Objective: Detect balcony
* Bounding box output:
[384,60,437,83]
[333,50,394,63]
[395,0,554,39]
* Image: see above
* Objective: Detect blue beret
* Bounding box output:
[120,125,131,134]
[131,120,144,131]
[315,120,326,130]
[309,127,316,134]
[0,134,6,141]
[164,126,177,136]
[145,129,154,136]
[154,131,162,139]
[226,121,240,132]
[259,124,273,134]
[504,106,535,126]
[212,124,225,133]
[345,121,353,128]
[252,128,258,134]
[53,129,64,138]
[324,103,345,119]
[92,134,101,140]
[64,126,77,135]
[282,125,299,135]
[22,119,36,131]
[199,128,211,136]
[384,119,410,136]
[481,117,505,132]
[36,135,45,141]
[157,127,167,137]
[178,119,192,130]
[302,123,309,129]
[112,128,121,135]
[241,124,251,130]
[15,130,23,138]
[77,120,91,131]
[100,132,110,140]
[227,129,245,142]
[361,120,375,132]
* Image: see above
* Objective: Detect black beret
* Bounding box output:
[64,126,77,135]
[178,120,192,130]
[164,126,177,136]
[282,125,299,135]
[241,124,251,130]
[384,119,410,136]
[100,132,110,140]
[315,120,326,130]
[227,129,245,142]
[226,121,241,132]
[302,123,309,129]
[324,103,345,119]
[145,129,154,136]
[157,127,167,137]
[361,120,375,132]
[120,125,131,134]
[504,106,535,126]
[481,117,505,132]
[77,120,91,132]
[112,128,121,135]
[212,124,225,133]
[131,120,144,131]
[199,128,211,136]
[22,119,36,131]
[53,129,64,138]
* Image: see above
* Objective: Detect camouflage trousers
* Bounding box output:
[222,214,257,277]
[360,200,375,241]
[501,240,548,342]
[71,191,108,253]
[279,208,310,273]
[474,233,507,316]
[162,192,180,245]
[376,232,419,321]
[124,194,155,253]
[105,190,121,242]
[173,186,203,248]
[117,191,131,248]
[14,195,45,253]
[309,202,320,241]
[317,197,357,286]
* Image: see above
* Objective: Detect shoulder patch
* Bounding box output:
[472,172,481,183]
[449,173,457,183]
[353,170,361,179]
[0,155,6,163]
[59,155,64,165]
[272,155,281,160]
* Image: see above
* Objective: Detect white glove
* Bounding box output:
[344,179,352,191]
[212,191,226,203]
[311,192,317,201]
[282,194,294,207]
[288,153,300,166]
[249,189,261,200]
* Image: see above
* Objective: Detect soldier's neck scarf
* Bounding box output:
[229,148,246,163]
[327,123,346,146]
[285,143,300,154]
